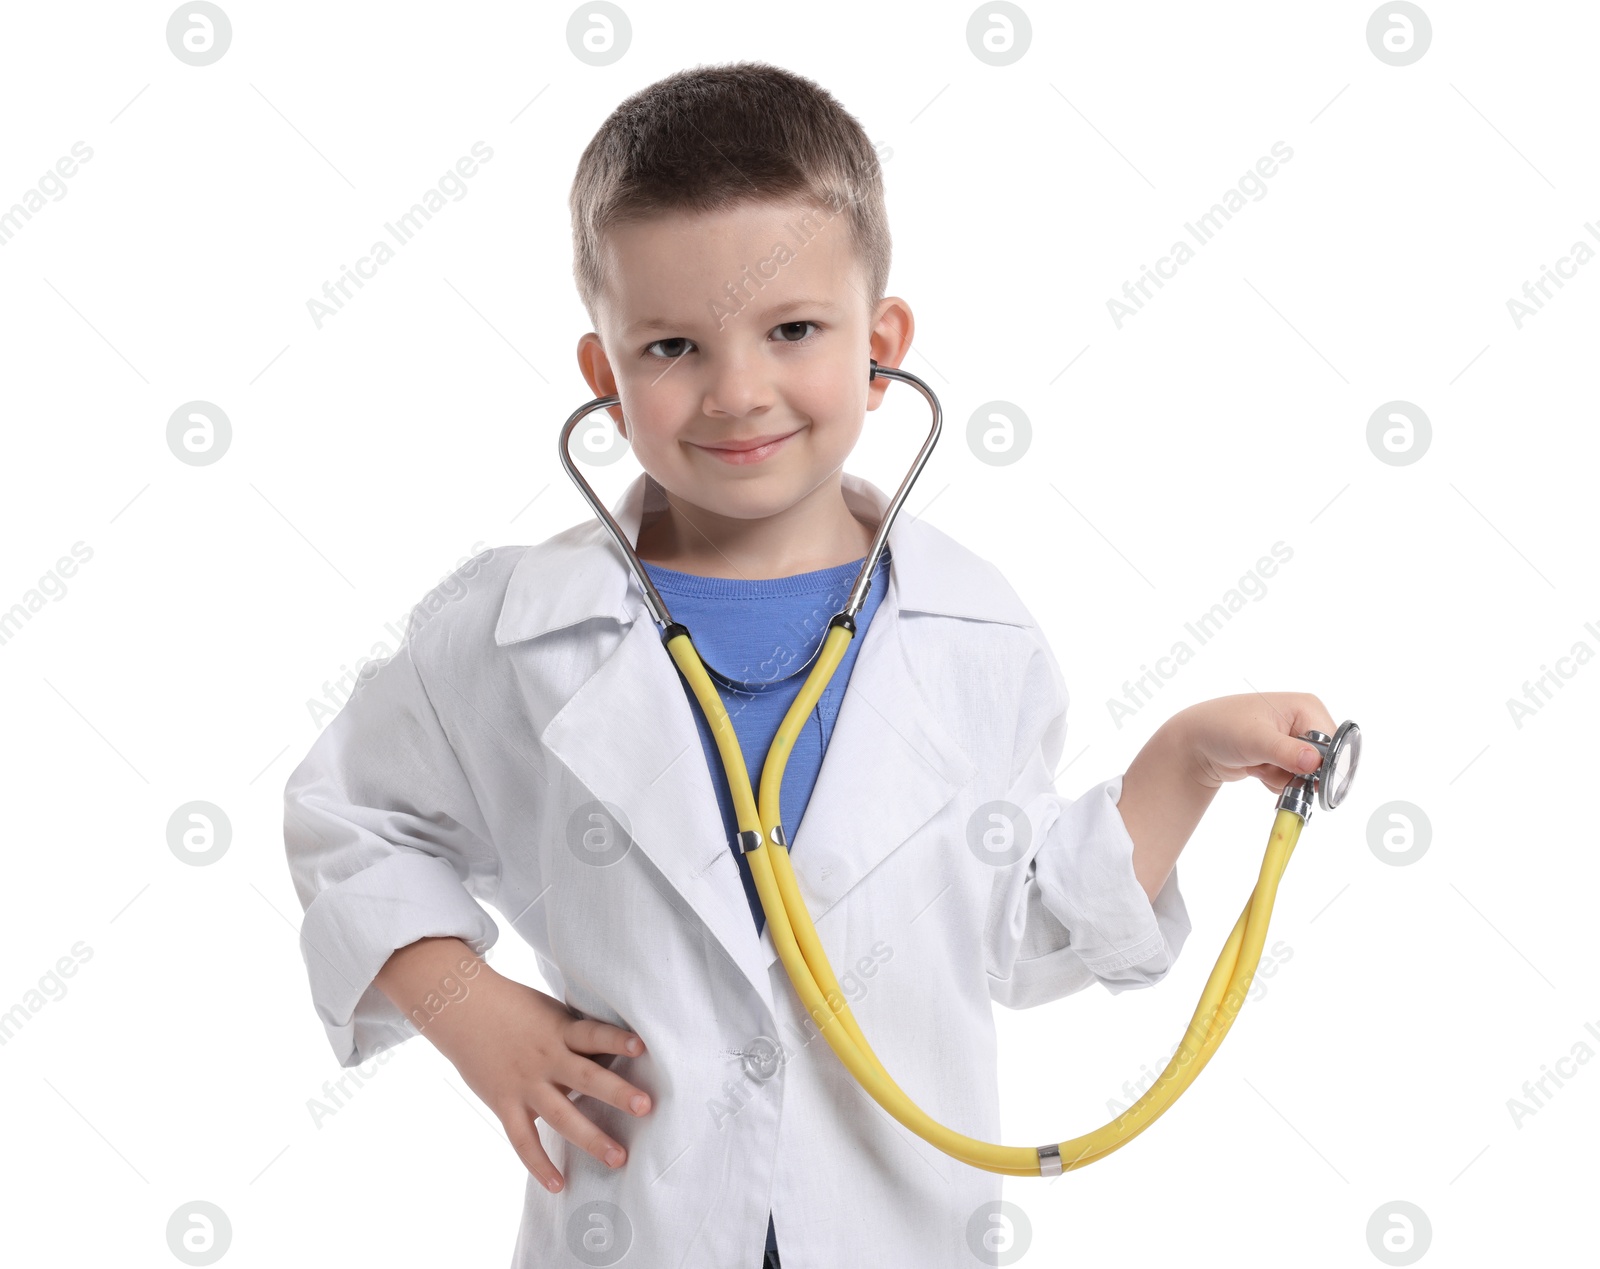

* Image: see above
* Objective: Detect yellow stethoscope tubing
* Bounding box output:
[665,621,1305,1176]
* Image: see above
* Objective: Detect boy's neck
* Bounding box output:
[635,480,878,581]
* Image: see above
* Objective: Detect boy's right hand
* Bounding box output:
[373,937,651,1194]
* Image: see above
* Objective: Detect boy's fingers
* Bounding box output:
[560,1051,653,1117]
[567,1017,646,1058]
[502,1106,565,1194]
[1280,736,1322,773]
[534,1087,631,1172]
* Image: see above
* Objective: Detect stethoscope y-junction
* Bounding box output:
[557,361,1363,1176]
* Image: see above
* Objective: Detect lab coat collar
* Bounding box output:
[494,468,1037,643]
[492,469,1032,1020]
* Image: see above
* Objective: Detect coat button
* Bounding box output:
[742,1034,783,1082]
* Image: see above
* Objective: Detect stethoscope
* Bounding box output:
[558,360,1363,1176]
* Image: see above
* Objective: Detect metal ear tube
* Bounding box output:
[557,359,1363,1175]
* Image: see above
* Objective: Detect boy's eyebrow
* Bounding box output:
[624,296,841,336]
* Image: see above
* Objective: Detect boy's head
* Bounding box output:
[570,62,914,560]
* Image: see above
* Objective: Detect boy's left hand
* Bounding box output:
[1178,692,1340,794]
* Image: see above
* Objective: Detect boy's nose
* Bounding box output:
[702,369,774,420]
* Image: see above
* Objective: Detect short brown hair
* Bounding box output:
[569,61,890,327]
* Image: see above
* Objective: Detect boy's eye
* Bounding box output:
[772,321,817,343]
[645,336,693,360]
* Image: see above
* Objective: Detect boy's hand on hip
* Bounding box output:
[1177,691,1339,794]
[448,970,652,1195]
[374,937,651,1196]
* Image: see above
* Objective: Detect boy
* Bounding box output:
[284,61,1338,1268]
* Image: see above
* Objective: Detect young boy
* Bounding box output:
[284,61,1338,1269]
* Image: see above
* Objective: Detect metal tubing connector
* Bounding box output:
[1277,777,1314,823]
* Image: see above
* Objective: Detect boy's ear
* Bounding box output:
[576,331,626,431]
[866,297,915,411]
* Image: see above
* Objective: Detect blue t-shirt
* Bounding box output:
[641,546,891,1260]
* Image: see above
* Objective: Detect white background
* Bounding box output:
[1,2,1594,1265]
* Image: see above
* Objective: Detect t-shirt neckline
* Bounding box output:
[640,549,890,599]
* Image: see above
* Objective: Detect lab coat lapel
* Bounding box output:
[539,609,781,1010]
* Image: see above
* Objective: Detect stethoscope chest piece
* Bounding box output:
[1278,719,1361,820]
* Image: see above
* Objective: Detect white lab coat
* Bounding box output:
[283,469,1191,1268]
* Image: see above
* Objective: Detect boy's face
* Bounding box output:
[576,198,913,529]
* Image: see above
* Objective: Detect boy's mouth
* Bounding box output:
[692,429,799,464]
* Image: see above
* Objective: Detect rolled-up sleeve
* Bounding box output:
[283,611,502,1067]
[985,642,1192,1010]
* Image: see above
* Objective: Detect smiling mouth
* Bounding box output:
[693,429,800,465]
[698,430,798,452]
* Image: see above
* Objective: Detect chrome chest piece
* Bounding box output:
[1276,719,1362,822]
